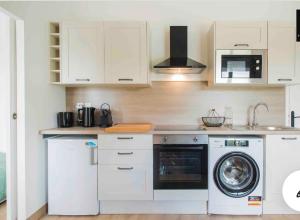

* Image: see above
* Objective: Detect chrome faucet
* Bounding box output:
[251,102,269,127]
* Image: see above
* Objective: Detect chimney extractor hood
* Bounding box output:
[153,26,206,74]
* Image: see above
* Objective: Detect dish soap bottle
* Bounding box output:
[224,106,233,127]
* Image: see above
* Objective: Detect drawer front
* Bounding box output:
[98,164,153,200]
[99,134,153,148]
[99,149,152,165]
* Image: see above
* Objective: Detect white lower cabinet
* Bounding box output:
[98,134,153,201]
[264,135,300,214]
[99,164,153,200]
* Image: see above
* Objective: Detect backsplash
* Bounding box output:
[66,82,285,126]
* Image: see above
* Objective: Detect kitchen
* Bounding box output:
[1,1,300,220]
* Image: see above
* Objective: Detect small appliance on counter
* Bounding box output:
[77,107,95,127]
[99,103,113,128]
[57,112,74,128]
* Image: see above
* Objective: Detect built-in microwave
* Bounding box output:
[215,50,267,84]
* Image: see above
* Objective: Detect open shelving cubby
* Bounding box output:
[49,22,61,84]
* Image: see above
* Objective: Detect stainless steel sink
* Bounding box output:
[231,125,300,131]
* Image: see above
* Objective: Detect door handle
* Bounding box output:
[234,43,249,47]
[281,137,298,141]
[117,152,134,155]
[291,111,300,127]
[118,78,133,81]
[76,78,90,82]
[117,137,134,140]
[117,167,134,170]
[90,147,98,165]
[278,78,292,82]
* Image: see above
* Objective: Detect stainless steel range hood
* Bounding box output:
[153,26,206,74]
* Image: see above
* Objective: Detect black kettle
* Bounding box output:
[77,107,95,127]
[99,103,113,128]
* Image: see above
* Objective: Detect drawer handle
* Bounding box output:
[281,137,297,140]
[117,137,133,140]
[117,167,134,170]
[76,78,90,82]
[117,152,133,155]
[278,79,292,82]
[234,43,249,47]
[118,78,133,81]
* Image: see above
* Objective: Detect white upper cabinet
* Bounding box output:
[61,22,104,84]
[215,21,267,49]
[268,22,298,84]
[104,22,148,84]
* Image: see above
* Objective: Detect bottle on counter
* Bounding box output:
[224,106,233,128]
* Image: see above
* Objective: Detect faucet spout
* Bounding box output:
[252,102,269,127]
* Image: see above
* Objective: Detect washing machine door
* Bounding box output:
[214,152,260,198]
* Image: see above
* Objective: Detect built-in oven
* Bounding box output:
[215,50,267,84]
[153,134,208,190]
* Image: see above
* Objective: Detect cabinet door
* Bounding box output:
[61,22,104,84]
[215,21,267,49]
[268,22,296,84]
[98,164,153,200]
[104,22,148,84]
[264,135,300,214]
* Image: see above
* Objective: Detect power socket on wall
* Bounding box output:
[75,102,92,109]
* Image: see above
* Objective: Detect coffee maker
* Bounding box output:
[77,107,96,127]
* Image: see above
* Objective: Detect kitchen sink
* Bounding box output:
[231,125,300,131]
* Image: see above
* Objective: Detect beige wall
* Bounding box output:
[67,82,285,126]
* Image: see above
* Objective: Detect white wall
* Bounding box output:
[1,0,300,217]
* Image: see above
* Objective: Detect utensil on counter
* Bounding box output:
[99,103,113,128]
[202,109,225,127]
[77,107,95,127]
[57,112,74,128]
[104,123,153,133]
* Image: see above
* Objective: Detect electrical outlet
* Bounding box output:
[76,103,84,109]
[84,102,92,107]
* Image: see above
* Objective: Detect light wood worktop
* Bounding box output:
[40,125,300,135]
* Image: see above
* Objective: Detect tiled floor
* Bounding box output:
[0,202,6,220]
[42,214,300,220]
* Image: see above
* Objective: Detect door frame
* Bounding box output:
[0,7,26,220]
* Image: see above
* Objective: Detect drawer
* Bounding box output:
[99,149,152,165]
[99,134,153,149]
[98,164,153,200]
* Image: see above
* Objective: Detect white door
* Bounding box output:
[268,22,296,84]
[104,22,148,84]
[99,164,153,200]
[61,22,104,84]
[48,138,98,215]
[0,9,24,220]
[215,21,267,49]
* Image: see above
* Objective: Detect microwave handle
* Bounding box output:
[234,43,249,47]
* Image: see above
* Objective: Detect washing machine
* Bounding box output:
[208,136,264,215]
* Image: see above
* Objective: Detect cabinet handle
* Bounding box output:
[117,152,134,155]
[118,78,134,81]
[76,78,90,82]
[281,137,298,140]
[117,137,134,140]
[234,43,249,47]
[117,167,134,170]
[90,147,98,165]
[278,79,292,82]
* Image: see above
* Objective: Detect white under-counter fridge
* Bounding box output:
[47,136,99,215]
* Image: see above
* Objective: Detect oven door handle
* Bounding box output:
[157,146,205,150]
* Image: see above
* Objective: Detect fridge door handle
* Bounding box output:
[90,147,98,165]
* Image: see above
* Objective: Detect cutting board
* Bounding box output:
[104,123,153,133]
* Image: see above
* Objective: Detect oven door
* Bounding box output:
[154,144,208,189]
[215,50,267,84]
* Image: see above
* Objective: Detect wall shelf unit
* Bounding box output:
[49,22,61,84]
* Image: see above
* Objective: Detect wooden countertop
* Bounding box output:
[40,125,300,136]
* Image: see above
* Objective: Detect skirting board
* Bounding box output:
[100,200,207,214]
[27,204,47,220]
